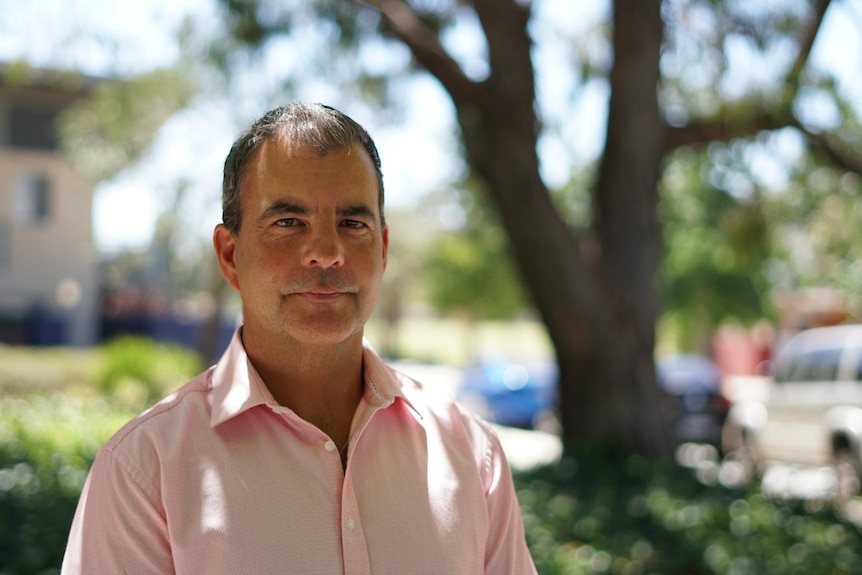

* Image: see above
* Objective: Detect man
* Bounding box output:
[62,103,537,574]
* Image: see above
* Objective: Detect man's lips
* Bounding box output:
[283,274,357,300]
[291,287,354,301]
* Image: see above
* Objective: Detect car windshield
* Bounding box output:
[775,347,841,383]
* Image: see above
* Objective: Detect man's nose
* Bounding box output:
[302,227,345,268]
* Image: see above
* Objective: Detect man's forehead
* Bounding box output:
[242,139,379,211]
[262,136,363,162]
[246,140,365,184]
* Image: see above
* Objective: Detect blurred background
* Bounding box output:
[2,0,862,572]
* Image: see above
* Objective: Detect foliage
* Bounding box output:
[0,337,200,573]
[0,393,135,574]
[97,336,203,407]
[58,67,195,181]
[659,146,774,351]
[422,183,528,320]
[765,160,862,317]
[516,450,862,574]
[422,227,526,320]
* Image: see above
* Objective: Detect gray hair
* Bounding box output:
[221,103,385,233]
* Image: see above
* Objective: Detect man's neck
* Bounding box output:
[242,329,366,451]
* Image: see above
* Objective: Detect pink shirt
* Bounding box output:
[62,330,537,574]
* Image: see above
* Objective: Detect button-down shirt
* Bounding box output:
[62,330,537,574]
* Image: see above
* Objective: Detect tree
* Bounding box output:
[58,68,195,182]
[422,178,527,322]
[213,0,860,458]
[659,147,773,353]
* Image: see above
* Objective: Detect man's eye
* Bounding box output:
[342,220,366,229]
[275,218,299,227]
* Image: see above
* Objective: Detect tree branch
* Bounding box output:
[801,127,862,176]
[471,0,534,109]
[665,0,835,153]
[663,100,795,150]
[360,0,478,104]
[787,0,833,89]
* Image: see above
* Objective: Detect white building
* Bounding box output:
[0,67,99,346]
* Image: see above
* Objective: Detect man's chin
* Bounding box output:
[279,322,365,348]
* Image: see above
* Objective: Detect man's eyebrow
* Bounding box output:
[338,205,377,219]
[259,201,308,221]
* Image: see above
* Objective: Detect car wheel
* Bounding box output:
[834,449,862,498]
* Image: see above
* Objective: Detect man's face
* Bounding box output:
[214,140,388,350]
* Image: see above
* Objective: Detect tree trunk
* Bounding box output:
[452,0,673,457]
[575,0,672,456]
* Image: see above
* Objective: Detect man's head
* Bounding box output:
[221,103,385,234]
[214,103,389,351]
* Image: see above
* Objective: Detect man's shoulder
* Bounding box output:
[102,367,215,454]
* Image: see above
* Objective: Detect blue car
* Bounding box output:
[457,360,559,430]
[456,354,729,446]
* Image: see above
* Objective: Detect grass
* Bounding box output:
[0,344,101,395]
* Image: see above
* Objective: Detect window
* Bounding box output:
[8,106,58,150]
[783,348,841,383]
[14,172,52,224]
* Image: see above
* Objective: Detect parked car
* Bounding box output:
[456,353,730,446]
[656,354,731,448]
[722,324,862,494]
[456,360,559,430]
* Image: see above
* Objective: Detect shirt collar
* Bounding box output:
[360,339,421,419]
[210,328,420,428]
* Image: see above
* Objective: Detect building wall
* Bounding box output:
[0,77,98,345]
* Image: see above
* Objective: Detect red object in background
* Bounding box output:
[712,322,773,376]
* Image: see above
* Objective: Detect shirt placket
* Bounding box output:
[272,404,361,573]
[340,475,371,575]
[338,391,393,575]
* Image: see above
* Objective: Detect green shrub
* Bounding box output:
[0,338,201,572]
[515,448,862,574]
[97,336,203,406]
[0,393,135,574]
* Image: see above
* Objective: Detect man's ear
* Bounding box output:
[213,224,241,292]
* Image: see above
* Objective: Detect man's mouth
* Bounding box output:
[293,286,353,301]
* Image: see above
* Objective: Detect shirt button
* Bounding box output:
[324,440,337,452]
[347,518,356,530]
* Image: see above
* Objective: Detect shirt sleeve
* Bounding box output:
[482,427,539,575]
[61,447,174,574]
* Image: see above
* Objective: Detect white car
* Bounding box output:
[722,324,862,495]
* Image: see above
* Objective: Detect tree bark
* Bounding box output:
[582,0,672,455]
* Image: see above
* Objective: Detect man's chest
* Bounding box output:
[160,414,489,574]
